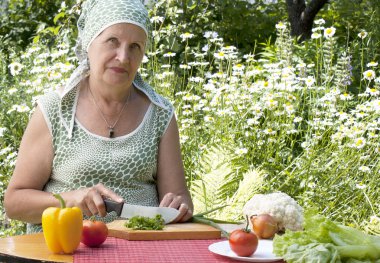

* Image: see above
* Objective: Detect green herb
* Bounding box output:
[124,214,165,230]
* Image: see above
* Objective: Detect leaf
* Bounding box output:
[53,12,65,25]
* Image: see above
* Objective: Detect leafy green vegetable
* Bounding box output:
[273,209,380,263]
[124,215,165,230]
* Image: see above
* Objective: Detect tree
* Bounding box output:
[286,0,329,41]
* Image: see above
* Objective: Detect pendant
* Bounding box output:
[109,128,114,138]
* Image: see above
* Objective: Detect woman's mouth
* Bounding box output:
[110,67,127,73]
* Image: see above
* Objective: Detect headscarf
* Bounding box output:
[59,0,151,137]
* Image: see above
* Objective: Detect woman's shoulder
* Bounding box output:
[35,88,62,114]
[37,88,61,102]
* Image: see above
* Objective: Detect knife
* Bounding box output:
[104,199,180,224]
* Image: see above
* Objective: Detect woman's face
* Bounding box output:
[88,23,147,89]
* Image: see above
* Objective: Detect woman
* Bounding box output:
[4,0,193,233]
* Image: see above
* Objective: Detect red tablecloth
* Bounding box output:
[73,237,236,263]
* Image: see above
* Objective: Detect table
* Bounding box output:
[0,229,285,262]
[0,233,71,262]
[0,233,235,263]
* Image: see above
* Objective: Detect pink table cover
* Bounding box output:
[73,237,236,263]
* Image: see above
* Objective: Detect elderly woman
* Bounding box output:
[4,0,193,233]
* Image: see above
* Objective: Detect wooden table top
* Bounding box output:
[0,233,72,263]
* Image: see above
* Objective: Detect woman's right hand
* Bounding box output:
[62,183,123,217]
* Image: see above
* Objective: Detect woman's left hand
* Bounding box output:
[159,192,193,223]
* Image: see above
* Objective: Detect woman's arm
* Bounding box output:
[4,106,58,223]
[4,106,122,224]
[156,115,194,222]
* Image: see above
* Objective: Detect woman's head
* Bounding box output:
[76,0,150,62]
[87,23,146,89]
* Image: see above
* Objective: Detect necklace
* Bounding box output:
[88,85,131,138]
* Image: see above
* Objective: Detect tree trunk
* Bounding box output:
[286,0,329,42]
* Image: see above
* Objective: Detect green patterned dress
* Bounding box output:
[27,76,174,233]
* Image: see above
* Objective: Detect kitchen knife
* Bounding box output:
[104,199,180,224]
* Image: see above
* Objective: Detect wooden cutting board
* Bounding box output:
[107,220,221,240]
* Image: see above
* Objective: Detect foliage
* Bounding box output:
[0,0,380,237]
[189,145,265,222]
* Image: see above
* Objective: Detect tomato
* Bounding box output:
[81,219,108,247]
[250,214,278,239]
[229,228,258,257]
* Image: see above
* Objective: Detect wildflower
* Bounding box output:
[358,31,368,39]
[324,27,336,38]
[366,87,379,96]
[204,116,214,122]
[214,51,226,60]
[247,118,259,126]
[340,93,353,101]
[294,116,303,123]
[367,61,378,67]
[0,127,6,137]
[235,148,248,155]
[353,137,366,149]
[263,128,276,135]
[311,32,322,39]
[180,135,189,144]
[370,100,380,112]
[233,64,245,71]
[222,46,237,52]
[203,31,218,39]
[314,19,325,25]
[305,76,315,87]
[202,44,209,52]
[8,62,24,76]
[8,88,18,95]
[275,22,286,30]
[180,32,194,41]
[356,182,367,189]
[142,55,149,63]
[179,64,191,70]
[163,52,176,57]
[363,70,376,81]
[150,16,164,23]
[189,77,204,83]
[359,166,371,173]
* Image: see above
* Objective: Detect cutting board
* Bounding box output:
[107,220,221,240]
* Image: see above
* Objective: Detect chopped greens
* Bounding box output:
[124,214,165,230]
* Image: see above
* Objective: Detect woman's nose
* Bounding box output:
[116,47,129,64]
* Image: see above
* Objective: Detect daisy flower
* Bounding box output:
[311,33,322,39]
[163,52,176,57]
[363,70,376,81]
[367,61,378,67]
[353,137,366,149]
[214,51,226,60]
[324,27,336,38]
[275,22,286,30]
[358,31,368,39]
[8,62,24,76]
[180,32,194,41]
[305,76,315,87]
[314,19,325,25]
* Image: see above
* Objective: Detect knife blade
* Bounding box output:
[104,199,180,224]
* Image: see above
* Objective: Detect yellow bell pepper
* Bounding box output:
[42,193,83,254]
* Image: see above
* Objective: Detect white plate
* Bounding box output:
[208,239,283,262]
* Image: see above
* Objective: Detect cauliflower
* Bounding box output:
[243,192,303,231]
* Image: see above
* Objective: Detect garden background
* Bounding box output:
[0,0,379,236]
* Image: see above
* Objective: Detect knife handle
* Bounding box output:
[104,199,123,216]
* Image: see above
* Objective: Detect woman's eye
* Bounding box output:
[107,38,118,44]
[131,43,141,50]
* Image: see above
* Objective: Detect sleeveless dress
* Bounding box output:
[27,76,174,233]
